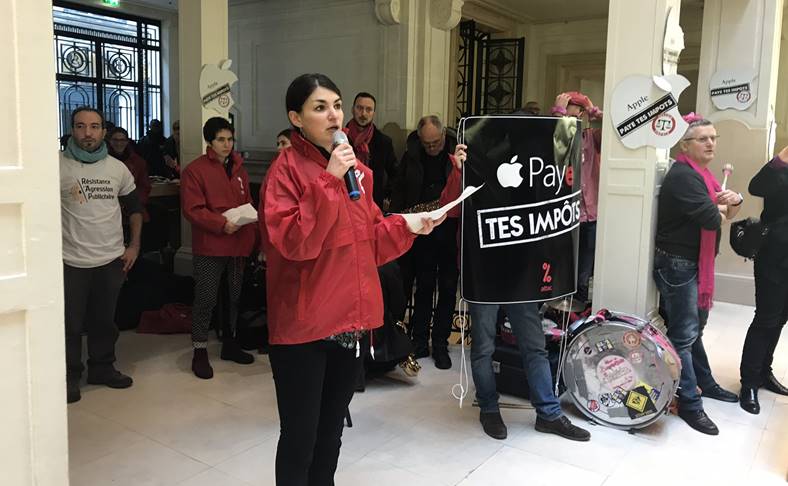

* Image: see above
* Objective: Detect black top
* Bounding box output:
[750,157,788,270]
[655,161,722,260]
[390,128,457,212]
[366,128,398,208]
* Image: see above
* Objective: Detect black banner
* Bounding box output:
[460,116,582,303]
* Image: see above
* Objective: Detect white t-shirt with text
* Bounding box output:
[60,152,136,268]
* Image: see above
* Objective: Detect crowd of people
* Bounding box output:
[58,74,788,485]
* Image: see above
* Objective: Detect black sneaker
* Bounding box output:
[221,340,255,365]
[480,411,507,440]
[87,368,133,389]
[701,384,738,402]
[535,415,591,441]
[433,348,452,370]
[67,380,81,404]
[677,409,719,435]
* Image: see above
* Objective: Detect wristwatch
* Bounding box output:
[732,192,744,206]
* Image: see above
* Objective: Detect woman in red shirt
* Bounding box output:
[260,73,442,486]
[181,117,257,379]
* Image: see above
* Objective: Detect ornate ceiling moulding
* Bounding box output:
[374,0,401,25]
[462,0,529,32]
[431,0,464,30]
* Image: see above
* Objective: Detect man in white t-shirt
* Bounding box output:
[61,107,143,403]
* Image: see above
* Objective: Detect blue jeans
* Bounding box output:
[653,250,718,412]
[469,303,562,420]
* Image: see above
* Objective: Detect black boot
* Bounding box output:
[191,348,214,379]
[739,387,760,415]
[480,411,507,440]
[87,367,133,389]
[763,372,788,396]
[221,339,255,365]
[67,377,81,404]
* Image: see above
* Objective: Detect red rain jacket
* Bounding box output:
[260,131,415,345]
[181,147,257,256]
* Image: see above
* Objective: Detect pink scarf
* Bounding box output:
[674,153,721,310]
[346,120,374,163]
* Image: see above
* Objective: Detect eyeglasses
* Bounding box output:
[683,135,720,143]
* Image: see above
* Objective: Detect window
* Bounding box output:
[53,1,162,141]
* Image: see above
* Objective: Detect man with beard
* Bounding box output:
[60,107,142,403]
[345,92,397,209]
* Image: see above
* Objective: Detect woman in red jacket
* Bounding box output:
[260,73,442,486]
[181,117,257,379]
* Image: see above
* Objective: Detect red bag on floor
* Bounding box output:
[137,303,192,334]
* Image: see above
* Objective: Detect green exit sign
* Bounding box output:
[102,0,120,6]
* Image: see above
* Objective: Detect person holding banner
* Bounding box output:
[440,144,591,442]
[653,113,742,435]
[551,92,603,305]
[738,145,788,414]
[260,73,443,486]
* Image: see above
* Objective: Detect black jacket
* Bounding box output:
[366,127,398,208]
[390,128,457,212]
[750,157,788,273]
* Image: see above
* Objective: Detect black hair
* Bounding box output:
[202,117,234,143]
[285,73,342,116]
[107,127,130,139]
[353,92,376,108]
[277,128,292,140]
[71,106,105,128]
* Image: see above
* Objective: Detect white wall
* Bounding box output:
[229,0,383,152]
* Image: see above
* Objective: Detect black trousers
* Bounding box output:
[269,340,361,486]
[408,218,459,351]
[63,259,125,380]
[740,259,788,388]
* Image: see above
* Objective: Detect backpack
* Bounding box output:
[730,217,770,259]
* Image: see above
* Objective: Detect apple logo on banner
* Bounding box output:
[497,155,524,188]
[610,74,689,149]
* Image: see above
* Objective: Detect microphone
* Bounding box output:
[721,163,733,191]
[332,130,361,201]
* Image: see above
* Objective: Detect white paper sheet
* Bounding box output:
[398,184,484,233]
[222,203,258,226]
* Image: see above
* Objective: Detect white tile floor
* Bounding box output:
[68,301,788,486]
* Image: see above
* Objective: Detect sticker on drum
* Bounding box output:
[622,331,641,348]
[599,393,613,407]
[588,400,600,412]
[596,355,637,390]
[629,350,643,364]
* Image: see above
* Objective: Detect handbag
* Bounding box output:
[137,303,192,334]
[730,215,788,259]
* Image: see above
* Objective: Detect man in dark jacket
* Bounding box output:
[391,115,458,370]
[346,92,398,209]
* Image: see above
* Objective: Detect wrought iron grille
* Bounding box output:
[53,1,162,141]
[455,20,524,124]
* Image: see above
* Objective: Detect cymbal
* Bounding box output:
[545,297,585,313]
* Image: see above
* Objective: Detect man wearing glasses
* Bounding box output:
[391,115,458,370]
[653,113,743,435]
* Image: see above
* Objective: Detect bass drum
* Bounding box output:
[561,310,681,430]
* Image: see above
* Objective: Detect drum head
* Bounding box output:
[562,318,681,429]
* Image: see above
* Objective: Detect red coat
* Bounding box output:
[181,147,257,256]
[260,131,415,345]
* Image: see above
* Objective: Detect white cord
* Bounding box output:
[451,299,470,407]
[553,295,574,396]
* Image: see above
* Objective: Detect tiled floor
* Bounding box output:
[68,301,788,485]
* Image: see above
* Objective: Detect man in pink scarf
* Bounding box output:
[653,113,743,435]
